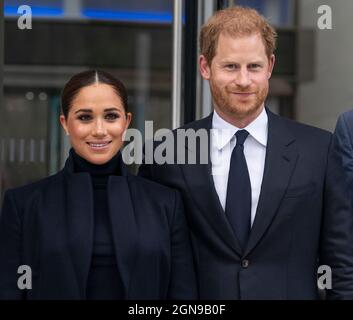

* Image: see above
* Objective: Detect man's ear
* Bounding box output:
[59,115,69,136]
[268,54,276,79]
[199,55,211,80]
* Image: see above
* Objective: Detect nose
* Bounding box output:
[235,67,251,88]
[92,118,107,137]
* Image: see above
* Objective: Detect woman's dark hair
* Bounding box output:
[61,69,128,119]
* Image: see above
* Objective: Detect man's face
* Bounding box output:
[199,33,275,127]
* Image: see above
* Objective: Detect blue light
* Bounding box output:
[280,0,289,25]
[4,5,175,24]
[82,9,173,24]
[4,5,63,17]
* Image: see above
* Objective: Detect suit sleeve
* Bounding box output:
[167,190,198,299]
[0,190,24,299]
[319,134,353,299]
[334,113,353,198]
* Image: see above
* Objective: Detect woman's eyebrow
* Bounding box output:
[104,108,121,112]
[74,108,92,114]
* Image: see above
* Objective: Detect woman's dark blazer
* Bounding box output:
[0,153,197,300]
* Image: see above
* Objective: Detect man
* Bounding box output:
[139,7,353,299]
[334,110,353,204]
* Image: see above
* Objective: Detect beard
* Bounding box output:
[209,78,268,121]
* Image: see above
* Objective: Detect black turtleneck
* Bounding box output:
[71,149,124,300]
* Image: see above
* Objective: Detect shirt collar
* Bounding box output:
[212,107,268,150]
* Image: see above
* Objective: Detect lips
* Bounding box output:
[87,141,112,150]
[231,92,255,99]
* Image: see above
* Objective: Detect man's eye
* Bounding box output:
[77,114,92,121]
[249,64,261,69]
[225,64,237,70]
[105,113,119,120]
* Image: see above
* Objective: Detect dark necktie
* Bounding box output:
[225,129,251,250]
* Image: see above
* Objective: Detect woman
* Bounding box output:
[0,70,197,300]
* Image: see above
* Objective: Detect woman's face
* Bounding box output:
[60,83,131,165]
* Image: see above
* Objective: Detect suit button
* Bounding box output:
[241,259,249,268]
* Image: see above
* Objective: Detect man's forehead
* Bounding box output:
[218,31,262,42]
[214,32,268,57]
[215,33,265,50]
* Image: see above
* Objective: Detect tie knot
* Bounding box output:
[235,130,249,146]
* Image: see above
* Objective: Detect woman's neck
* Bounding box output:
[70,149,121,176]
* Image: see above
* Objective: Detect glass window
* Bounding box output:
[235,0,295,27]
[1,0,175,197]
[4,0,174,23]
[5,0,63,17]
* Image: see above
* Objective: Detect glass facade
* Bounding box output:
[235,0,295,27]
[1,0,175,199]
[1,0,334,204]
[4,0,174,23]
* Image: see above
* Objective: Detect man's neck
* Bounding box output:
[214,105,265,129]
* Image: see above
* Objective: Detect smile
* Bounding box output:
[87,141,112,150]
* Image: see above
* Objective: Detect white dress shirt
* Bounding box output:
[210,108,268,226]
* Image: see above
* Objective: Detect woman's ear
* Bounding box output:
[125,112,132,130]
[59,115,69,136]
[122,113,132,142]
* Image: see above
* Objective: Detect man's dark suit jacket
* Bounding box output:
[139,108,353,299]
[334,110,353,205]
[0,153,197,300]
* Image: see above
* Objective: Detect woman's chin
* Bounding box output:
[83,152,116,165]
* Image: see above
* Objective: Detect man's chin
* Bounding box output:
[227,104,262,118]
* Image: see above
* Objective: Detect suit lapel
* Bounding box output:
[244,110,298,256]
[107,175,138,299]
[64,163,94,298]
[181,114,243,255]
[37,172,84,298]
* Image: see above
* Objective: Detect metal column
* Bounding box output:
[172,0,183,129]
[196,0,217,119]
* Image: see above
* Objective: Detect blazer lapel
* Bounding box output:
[181,114,243,256]
[64,157,94,298]
[107,173,138,299]
[244,110,298,256]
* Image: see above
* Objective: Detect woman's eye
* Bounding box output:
[105,113,119,120]
[77,114,92,121]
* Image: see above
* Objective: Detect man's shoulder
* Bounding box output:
[176,111,330,134]
[270,111,332,142]
[340,109,353,119]
[337,109,353,127]
[174,114,213,132]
